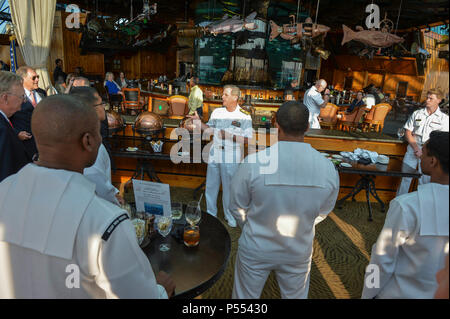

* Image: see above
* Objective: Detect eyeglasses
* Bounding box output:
[32,75,40,81]
[93,101,107,107]
[7,92,27,102]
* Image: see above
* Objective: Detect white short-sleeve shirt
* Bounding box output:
[404,107,449,145]
[303,86,324,129]
[206,106,253,150]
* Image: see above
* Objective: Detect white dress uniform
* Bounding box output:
[84,143,120,206]
[397,107,449,195]
[0,164,167,299]
[362,183,449,299]
[229,142,340,298]
[303,86,325,129]
[205,106,252,226]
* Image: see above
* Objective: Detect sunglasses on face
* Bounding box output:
[32,75,40,81]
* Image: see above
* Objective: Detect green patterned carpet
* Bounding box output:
[125,186,387,299]
[169,187,386,299]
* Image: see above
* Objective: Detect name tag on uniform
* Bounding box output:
[415,119,422,122]
[231,121,241,128]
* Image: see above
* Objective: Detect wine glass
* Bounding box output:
[156,216,173,251]
[397,128,405,140]
[185,201,201,226]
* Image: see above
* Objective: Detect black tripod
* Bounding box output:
[336,175,385,221]
[130,159,161,183]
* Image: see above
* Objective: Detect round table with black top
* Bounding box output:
[141,210,231,299]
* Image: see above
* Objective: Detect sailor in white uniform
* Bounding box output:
[397,88,449,195]
[187,85,252,227]
[302,79,330,129]
[229,101,340,298]
[70,86,123,206]
[0,95,175,298]
[362,131,449,299]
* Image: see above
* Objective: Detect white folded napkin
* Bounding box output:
[340,148,379,163]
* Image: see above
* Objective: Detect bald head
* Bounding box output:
[315,79,327,92]
[32,95,101,171]
[32,95,99,145]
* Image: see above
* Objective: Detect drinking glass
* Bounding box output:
[397,128,405,139]
[183,225,200,247]
[156,216,173,251]
[171,202,183,220]
[185,201,201,226]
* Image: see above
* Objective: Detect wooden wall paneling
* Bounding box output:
[383,74,424,100]
[46,11,65,83]
[0,44,25,67]
[367,73,383,89]
[61,12,105,77]
[421,30,449,100]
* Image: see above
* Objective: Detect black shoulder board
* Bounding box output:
[102,213,130,241]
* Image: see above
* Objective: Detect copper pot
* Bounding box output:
[134,111,163,135]
[106,110,124,129]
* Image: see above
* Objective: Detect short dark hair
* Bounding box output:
[190,76,199,85]
[276,101,309,136]
[55,59,62,65]
[283,89,294,97]
[425,131,449,175]
[69,86,99,107]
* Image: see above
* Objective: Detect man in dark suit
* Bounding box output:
[10,66,43,160]
[0,71,31,182]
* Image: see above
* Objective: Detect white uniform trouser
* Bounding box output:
[397,144,431,196]
[232,248,312,299]
[205,146,241,223]
[309,112,321,129]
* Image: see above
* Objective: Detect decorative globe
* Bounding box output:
[134,111,163,136]
[106,110,124,130]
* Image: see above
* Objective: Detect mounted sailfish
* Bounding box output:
[341,25,404,48]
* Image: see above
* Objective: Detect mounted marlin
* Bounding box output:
[206,12,258,35]
[341,24,404,48]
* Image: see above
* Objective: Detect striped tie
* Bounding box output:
[30,91,37,107]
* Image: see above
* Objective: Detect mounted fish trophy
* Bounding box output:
[173,12,258,38]
[269,16,331,60]
[341,15,404,59]
[269,16,330,43]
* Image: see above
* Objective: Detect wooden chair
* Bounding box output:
[337,107,367,131]
[362,103,392,133]
[168,95,189,119]
[318,103,339,129]
[122,88,144,114]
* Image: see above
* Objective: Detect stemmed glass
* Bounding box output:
[156,216,173,251]
[397,128,405,140]
[185,201,201,226]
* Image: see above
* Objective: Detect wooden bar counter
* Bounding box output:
[110,98,408,204]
